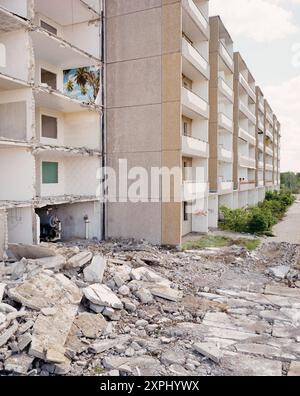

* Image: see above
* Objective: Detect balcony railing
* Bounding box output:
[239,127,256,146]
[239,155,256,169]
[258,141,264,151]
[218,181,234,194]
[239,181,256,191]
[266,128,273,140]
[219,112,233,132]
[182,0,209,39]
[182,86,209,119]
[218,146,233,163]
[266,163,273,171]
[239,101,256,124]
[182,135,209,158]
[219,42,234,71]
[182,37,209,79]
[219,77,234,103]
[239,73,256,102]
[266,146,273,156]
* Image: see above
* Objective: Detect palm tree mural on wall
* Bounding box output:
[63,66,100,104]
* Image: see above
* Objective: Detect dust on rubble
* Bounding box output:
[0,238,299,377]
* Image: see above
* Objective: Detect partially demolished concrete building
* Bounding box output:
[0,0,281,252]
[0,0,103,255]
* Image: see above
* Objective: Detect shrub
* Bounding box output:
[220,207,250,233]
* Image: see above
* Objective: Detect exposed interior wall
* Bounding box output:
[208,194,218,229]
[63,21,100,59]
[0,30,30,81]
[0,88,34,140]
[7,206,34,244]
[0,0,29,18]
[46,201,101,241]
[63,111,100,150]
[0,148,35,200]
[0,209,7,259]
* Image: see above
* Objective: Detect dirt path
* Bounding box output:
[271,196,300,244]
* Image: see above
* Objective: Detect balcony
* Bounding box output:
[182,135,209,158]
[239,181,256,192]
[219,77,234,103]
[257,180,264,187]
[266,181,273,187]
[239,127,256,146]
[258,119,264,133]
[258,141,264,152]
[182,181,208,202]
[218,146,233,163]
[218,181,234,195]
[182,37,209,79]
[239,155,256,169]
[219,42,234,72]
[239,101,256,124]
[266,127,273,140]
[182,87,209,119]
[266,163,273,171]
[266,146,273,156]
[219,113,233,133]
[266,112,273,125]
[258,160,264,169]
[239,73,256,102]
[182,0,209,40]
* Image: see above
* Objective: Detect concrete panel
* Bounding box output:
[107,104,162,153]
[162,201,181,245]
[52,201,101,241]
[0,209,7,259]
[7,206,34,245]
[106,0,162,18]
[107,201,162,244]
[107,7,162,63]
[162,101,181,151]
[106,56,162,108]
[0,101,27,140]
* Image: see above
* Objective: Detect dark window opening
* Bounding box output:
[41,115,58,139]
[41,69,57,90]
[40,20,58,35]
[183,202,189,222]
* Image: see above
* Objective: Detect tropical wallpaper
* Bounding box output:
[63,66,100,104]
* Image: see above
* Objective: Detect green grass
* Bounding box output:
[182,235,260,252]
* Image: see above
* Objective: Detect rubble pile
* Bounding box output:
[0,239,299,377]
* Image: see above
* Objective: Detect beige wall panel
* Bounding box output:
[106,0,162,18]
[162,101,181,151]
[162,202,181,245]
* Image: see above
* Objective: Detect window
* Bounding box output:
[41,115,58,139]
[182,75,192,90]
[183,202,189,222]
[182,117,192,137]
[41,69,57,90]
[42,162,58,184]
[40,20,57,35]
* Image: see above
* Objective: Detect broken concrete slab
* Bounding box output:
[4,354,34,375]
[73,312,107,339]
[233,342,296,361]
[8,273,82,310]
[131,267,171,286]
[265,285,300,299]
[8,244,56,260]
[149,285,183,302]
[83,255,106,283]
[160,349,186,366]
[288,361,300,376]
[66,251,93,269]
[33,255,66,271]
[0,283,6,302]
[222,352,282,376]
[17,332,32,352]
[194,342,223,364]
[0,321,19,348]
[102,356,161,376]
[29,304,77,363]
[268,265,290,279]
[83,284,123,309]
[90,336,131,354]
[0,303,17,314]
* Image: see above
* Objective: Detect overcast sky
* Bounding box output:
[210,0,300,172]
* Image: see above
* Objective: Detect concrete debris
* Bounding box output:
[83,256,106,283]
[4,354,34,375]
[8,244,56,260]
[73,313,107,339]
[83,284,123,309]
[67,251,93,269]
[0,239,299,376]
[288,361,300,376]
[194,342,223,364]
[268,265,290,279]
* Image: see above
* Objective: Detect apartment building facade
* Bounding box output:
[0,0,103,255]
[0,0,281,253]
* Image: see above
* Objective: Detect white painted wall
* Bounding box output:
[0,88,34,140]
[0,209,7,259]
[52,201,101,240]
[7,206,34,244]
[35,59,63,91]
[0,0,29,18]
[0,42,6,67]
[36,107,64,145]
[0,148,35,201]
[63,21,100,58]
[0,31,30,81]
[208,194,218,229]
[64,111,100,150]
[36,155,65,197]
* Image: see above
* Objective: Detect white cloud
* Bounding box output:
[265,76,300,172]
[210,0,298,43]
